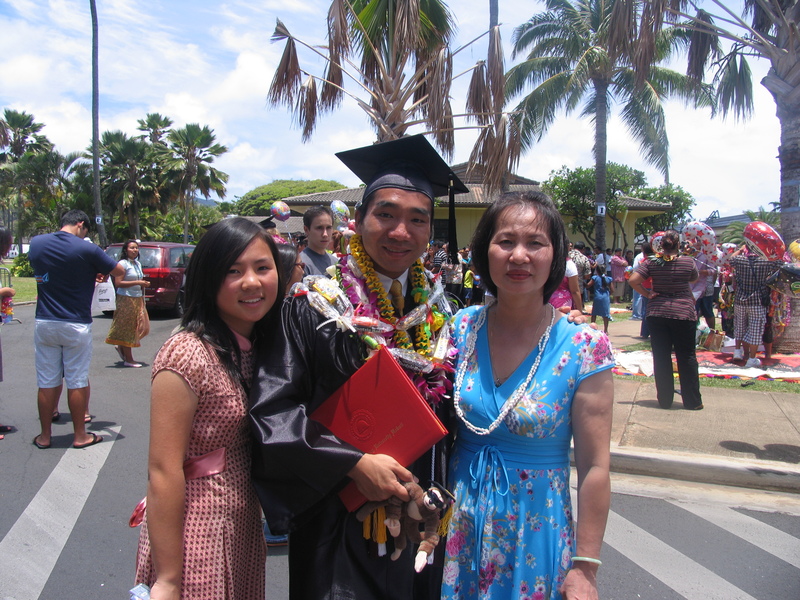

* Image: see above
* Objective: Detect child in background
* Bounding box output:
[588,264,612,333]
[463,263,474,306]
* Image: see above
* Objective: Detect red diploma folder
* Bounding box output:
[310,345,448,511]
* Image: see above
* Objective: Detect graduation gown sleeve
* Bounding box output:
[249,294,367,534]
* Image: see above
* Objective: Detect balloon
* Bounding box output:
[708,248,724,267]
[788,238,800,263]
[270,201,291,222]
[766,265,800,298]
[682,221,716,256]
[330,200,350,225]
[744,221,785,260]
[651,231,665,253]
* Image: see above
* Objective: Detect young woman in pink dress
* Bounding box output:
[134,218,284,600]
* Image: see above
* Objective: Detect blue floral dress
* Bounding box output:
[442,306,614,600]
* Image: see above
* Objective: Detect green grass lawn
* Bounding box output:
[8,276,37,302]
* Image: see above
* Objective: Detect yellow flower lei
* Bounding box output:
[349,234,432,357]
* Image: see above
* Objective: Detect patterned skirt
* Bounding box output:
[105,295,147,348]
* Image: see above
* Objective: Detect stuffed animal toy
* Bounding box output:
[356,481,452,572]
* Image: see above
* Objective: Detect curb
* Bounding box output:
[609,444,800,494]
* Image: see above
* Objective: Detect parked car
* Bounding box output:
[104,241,194,317]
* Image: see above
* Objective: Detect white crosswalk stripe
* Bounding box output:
[0,427,120,600]
[604,510,760,600]
[669,500,800,570]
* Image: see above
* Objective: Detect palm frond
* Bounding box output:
[466,61,490,125]
[487,25,505,114]
[267,27,302,106]
[327,0,350,57]
[607,0,637,64]
[320,50,344,110]
[715,52,754,121]
[296,76,319,142]
[687,10,718,81]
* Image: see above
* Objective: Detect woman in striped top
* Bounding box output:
[629,230,703,410]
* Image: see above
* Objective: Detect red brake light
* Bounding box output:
[146,268,170,279]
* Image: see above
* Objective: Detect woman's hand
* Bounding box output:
[560,563,599,600]
[149,579,181,600]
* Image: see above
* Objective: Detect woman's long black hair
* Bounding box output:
[181,218,284,390]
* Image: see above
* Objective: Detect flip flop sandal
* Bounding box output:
[52,411,61,422]
[84,415,93,423]
[73,432,103,449]
[0,425,13,433]
[33,435,51,449]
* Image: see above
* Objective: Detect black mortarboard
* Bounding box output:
[336,134,468,204]
[336,135,469,262]
[257,215,277,229]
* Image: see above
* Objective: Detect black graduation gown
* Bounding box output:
[249,293,451,600]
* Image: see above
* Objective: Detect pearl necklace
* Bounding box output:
[453,304,556,436]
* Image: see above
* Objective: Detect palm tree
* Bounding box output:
[719,207,781,246]
[0,109,53,254]
[137,113,173,145]
[267,0,517,195]
[638,1,800,243]
[89,0,107,247]
[162,124,228,243]
[99,132,160,239]
[506,0,712,255]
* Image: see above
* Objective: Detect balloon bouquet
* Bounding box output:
[330,199,356,255]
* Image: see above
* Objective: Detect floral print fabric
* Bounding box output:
[442,306,614,600]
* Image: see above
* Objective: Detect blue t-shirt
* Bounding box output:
[29,231,119,324]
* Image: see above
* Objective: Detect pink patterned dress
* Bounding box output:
[134,331,266,599]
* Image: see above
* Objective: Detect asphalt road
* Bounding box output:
[1,303,799,599]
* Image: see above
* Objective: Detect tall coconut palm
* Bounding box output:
[89,0,108,246]
[267,0,516,196]
[637,1,800,351]
[162,124,228,243]
[506,0,712,255]
[0,109,53,254]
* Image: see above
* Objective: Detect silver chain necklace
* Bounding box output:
[453,304,556,436]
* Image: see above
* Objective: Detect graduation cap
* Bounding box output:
[336,134,469,263]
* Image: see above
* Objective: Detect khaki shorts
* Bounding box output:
[34,320,93,388]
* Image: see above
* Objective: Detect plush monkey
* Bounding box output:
[356,481,451,572]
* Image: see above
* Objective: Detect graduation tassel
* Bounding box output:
[438,503,454,538]
[374,506,388,556]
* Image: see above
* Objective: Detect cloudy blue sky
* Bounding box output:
[0,0,780,219]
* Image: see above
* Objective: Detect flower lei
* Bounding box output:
[648,252,679,266]
[347,234,433,357]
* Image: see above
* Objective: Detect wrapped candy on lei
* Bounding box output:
[1,296,12,325]
[292,235,457,406]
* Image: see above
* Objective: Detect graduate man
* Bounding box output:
[249,135,467,600]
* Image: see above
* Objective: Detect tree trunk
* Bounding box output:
[16,190,23,256]
[773,84,800,353]
[90,0,107,247]
[593,80,609,255]
[489,0,498,28]
[183,187,192,244]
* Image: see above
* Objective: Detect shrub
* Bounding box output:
[10,253,34,277]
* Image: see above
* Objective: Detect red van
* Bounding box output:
[105,242,194,316]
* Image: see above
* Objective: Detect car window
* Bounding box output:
[170,247,188,268]
[138,248,161,269]
[105,247,121,261]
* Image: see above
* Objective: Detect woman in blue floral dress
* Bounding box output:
[441,192,615,600]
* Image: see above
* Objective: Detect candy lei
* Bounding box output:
[453,304,556,436]
[348,234,432,357]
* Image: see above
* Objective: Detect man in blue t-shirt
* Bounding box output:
[29,210,124,450]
